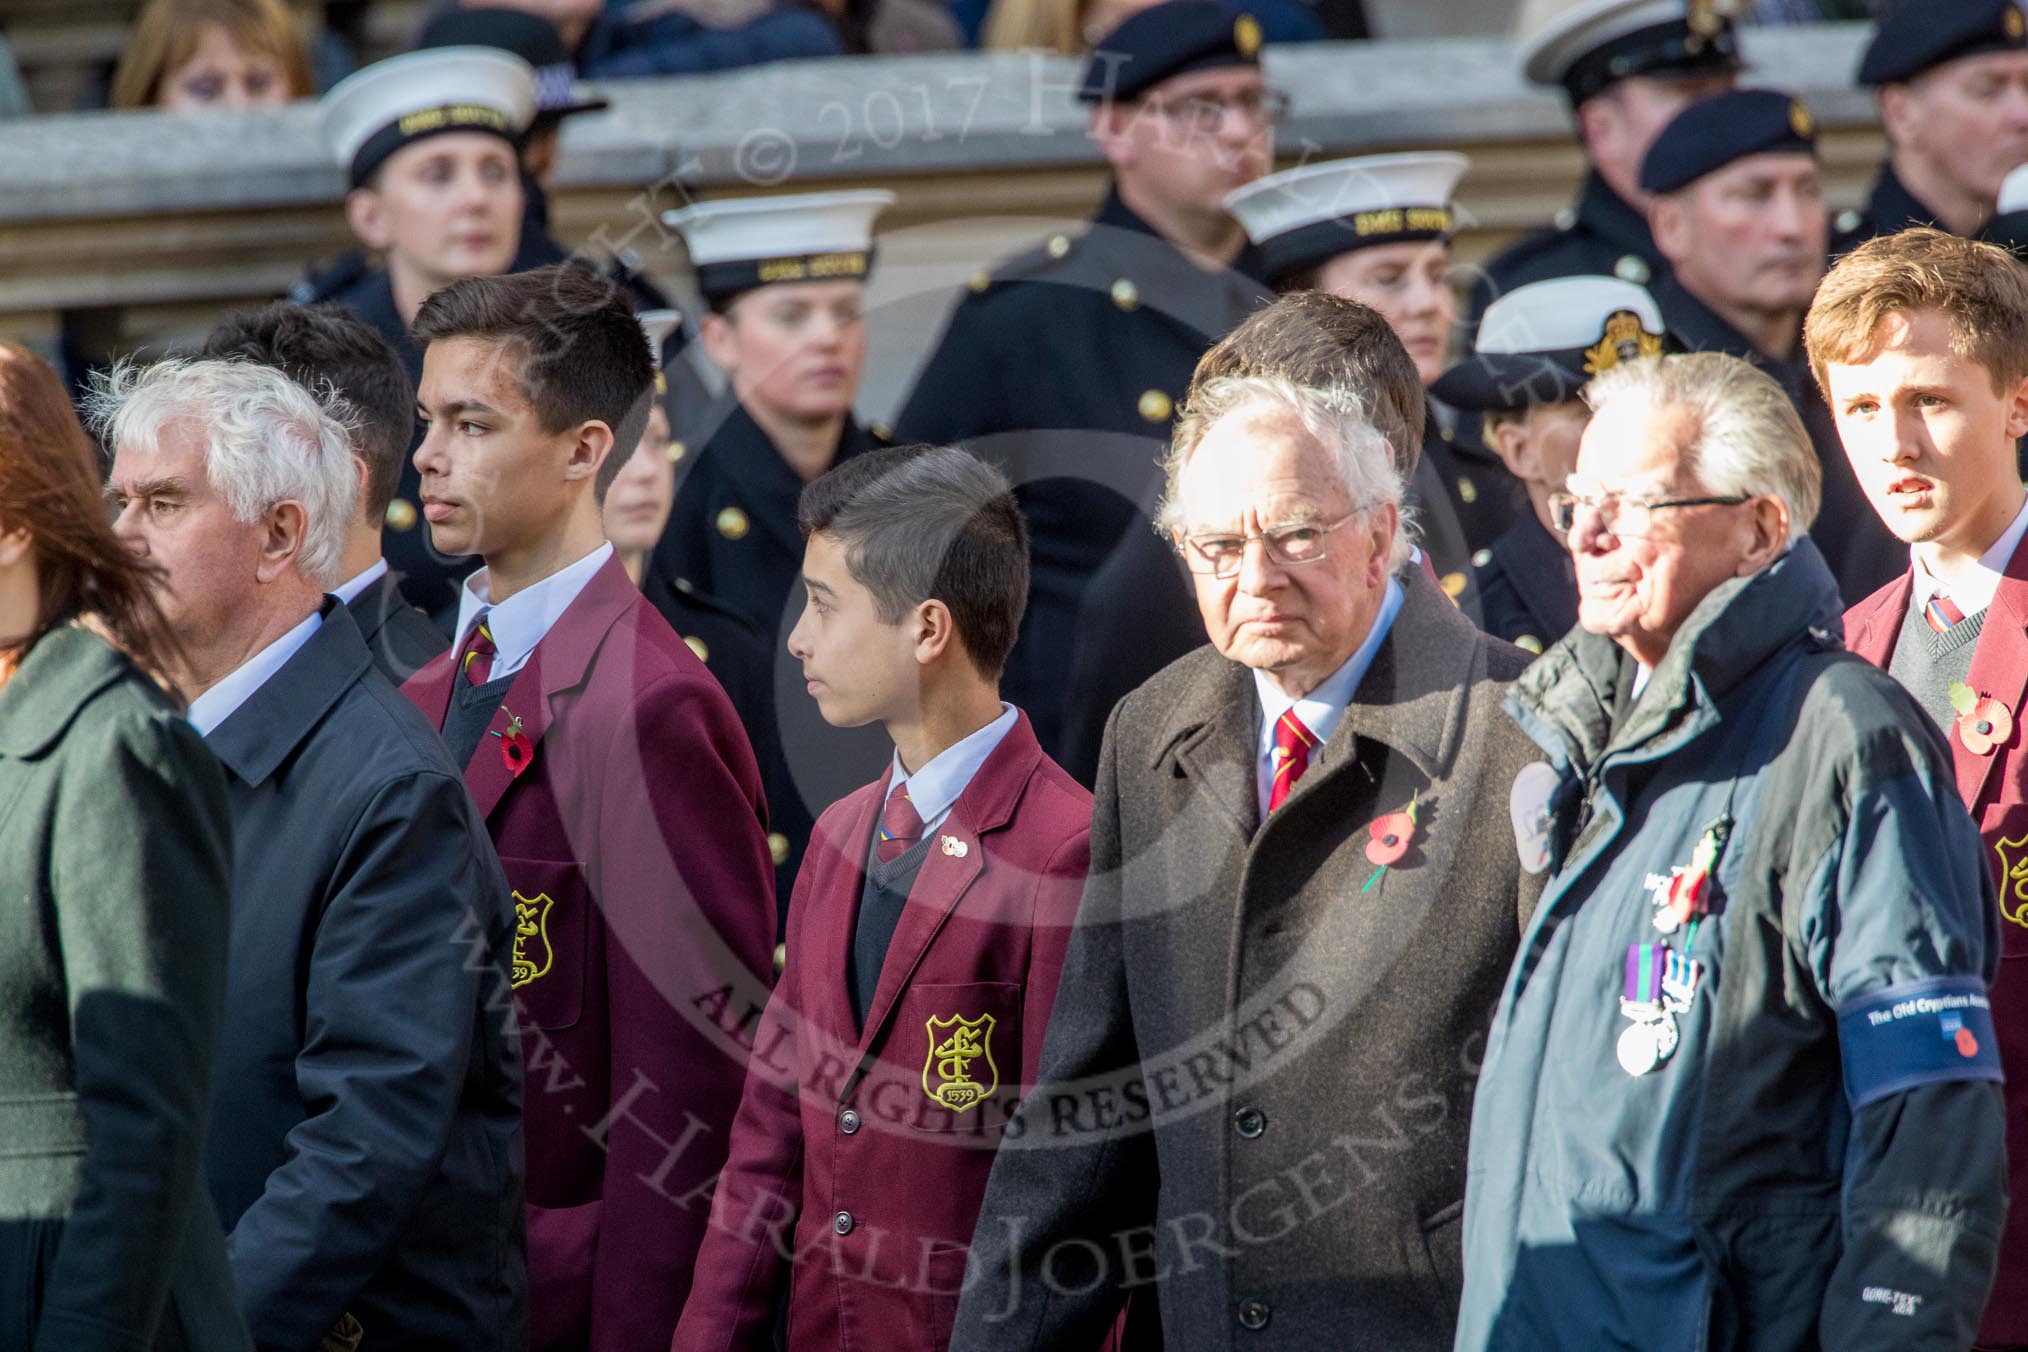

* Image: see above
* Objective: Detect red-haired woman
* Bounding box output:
[0,343,248,1352]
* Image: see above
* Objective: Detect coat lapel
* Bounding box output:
[1844,570,1913,667]
[1961,537,2028,810]
[1161,659,1262,841]
[459,556,643,821]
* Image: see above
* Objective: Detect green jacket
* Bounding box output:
[0,624,249,1352]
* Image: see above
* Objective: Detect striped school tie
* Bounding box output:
[1924,590,1966,634]
[458,613,497,684]
[875,781,925,862]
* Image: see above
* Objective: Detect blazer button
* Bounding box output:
[839,1108,861,1135]
[1238,1298,1270,1330]
[833,1210,854,1235]
[1234,1106,1266,1139]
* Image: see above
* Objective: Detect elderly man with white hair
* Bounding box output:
[953,372,1546,1352]
[97,358,527,1351]
[1455,351,2008,1351]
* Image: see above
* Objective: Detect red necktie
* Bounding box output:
[1268,709,1318,813]
[458,614,497,685]
[1924,590,1966,633]
[875,781,925,862]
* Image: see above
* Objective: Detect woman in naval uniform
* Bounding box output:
[655,191,895,644]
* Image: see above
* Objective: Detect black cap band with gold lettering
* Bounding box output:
[695,248,877,310]
[349,103,521,187]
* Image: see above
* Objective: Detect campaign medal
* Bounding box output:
[1618,942,1704,1076]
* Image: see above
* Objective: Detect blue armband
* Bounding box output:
[1836,976,2004,1111]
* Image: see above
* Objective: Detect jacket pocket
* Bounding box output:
[500,856,588,1032]
[890,982,1021,1135]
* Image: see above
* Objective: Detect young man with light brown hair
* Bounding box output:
[1808,224,2028,1350]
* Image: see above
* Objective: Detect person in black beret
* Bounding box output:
[891,0,1275,761]
[1643,87,1902,601]
[1433,274,1668,654]
[1467,0,1736,334]
[1836,0,2028,255]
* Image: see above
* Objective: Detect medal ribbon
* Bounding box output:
[1625,943,1665,1004]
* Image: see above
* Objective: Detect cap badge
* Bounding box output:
[1234,13,1262,58]
[1686,0,1726,38]
[2010,5,2026,40]
[1585,310,1665,376]
[1789,99,1814,139]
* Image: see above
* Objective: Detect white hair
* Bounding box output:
[1159,374,1416,571]
[1584,352,1821,541]
[87,357,359,588]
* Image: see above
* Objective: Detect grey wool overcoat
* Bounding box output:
[0,624,251,1352]
[952,566,1547,1352]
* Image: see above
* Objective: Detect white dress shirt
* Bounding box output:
[188,609,323,737]
[1251,576,1404,817]
[450,542,614,683]
[331,557,390,606]
[1910,492,2028,620]
[886,703,1019,835]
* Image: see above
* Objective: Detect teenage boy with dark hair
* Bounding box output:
[203,301,448,682]
[672,444,1092,1352]
[1812,225,2028,1350]
[399,263,777,1352]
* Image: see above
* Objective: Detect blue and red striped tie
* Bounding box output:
[1924,590,1965,634]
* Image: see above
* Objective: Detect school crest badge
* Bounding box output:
[1997,835,2028,929]
[512,891,555,987]
[922,1012,998,1113]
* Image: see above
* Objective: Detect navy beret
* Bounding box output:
[1858,0,2028,87]
[1639,88,1817,196]
[1079,2,1263,104]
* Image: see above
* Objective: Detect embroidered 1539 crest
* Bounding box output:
[922,1012,998,1113]
[511,891,555,988]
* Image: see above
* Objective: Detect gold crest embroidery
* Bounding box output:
[922,1013,999,1112]
[1584,310,1665,376]
[2009,6,2025,41]
[512,891,555,987]
[1997,835,2028,929]
[1788,99,1814,139]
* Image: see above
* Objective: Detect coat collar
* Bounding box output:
[206,598,373,787]
[1491,512,1578,637]
[1864,162,1943,238]
[1575,169,1661,265]
[844,711,1047,1061]
[0,622,138,757]
[1147,567,1474,836]
[707,399,872,560]
[1512,539,1846,773]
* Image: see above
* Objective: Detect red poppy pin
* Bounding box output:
[1948,681,2014,758]
[490,706,534,778]
[1362,790,1421,892]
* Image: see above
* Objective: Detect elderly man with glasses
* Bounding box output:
[952,367,1547,1352]
[1455,352,2007,1351]
[895,0,1277,761]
